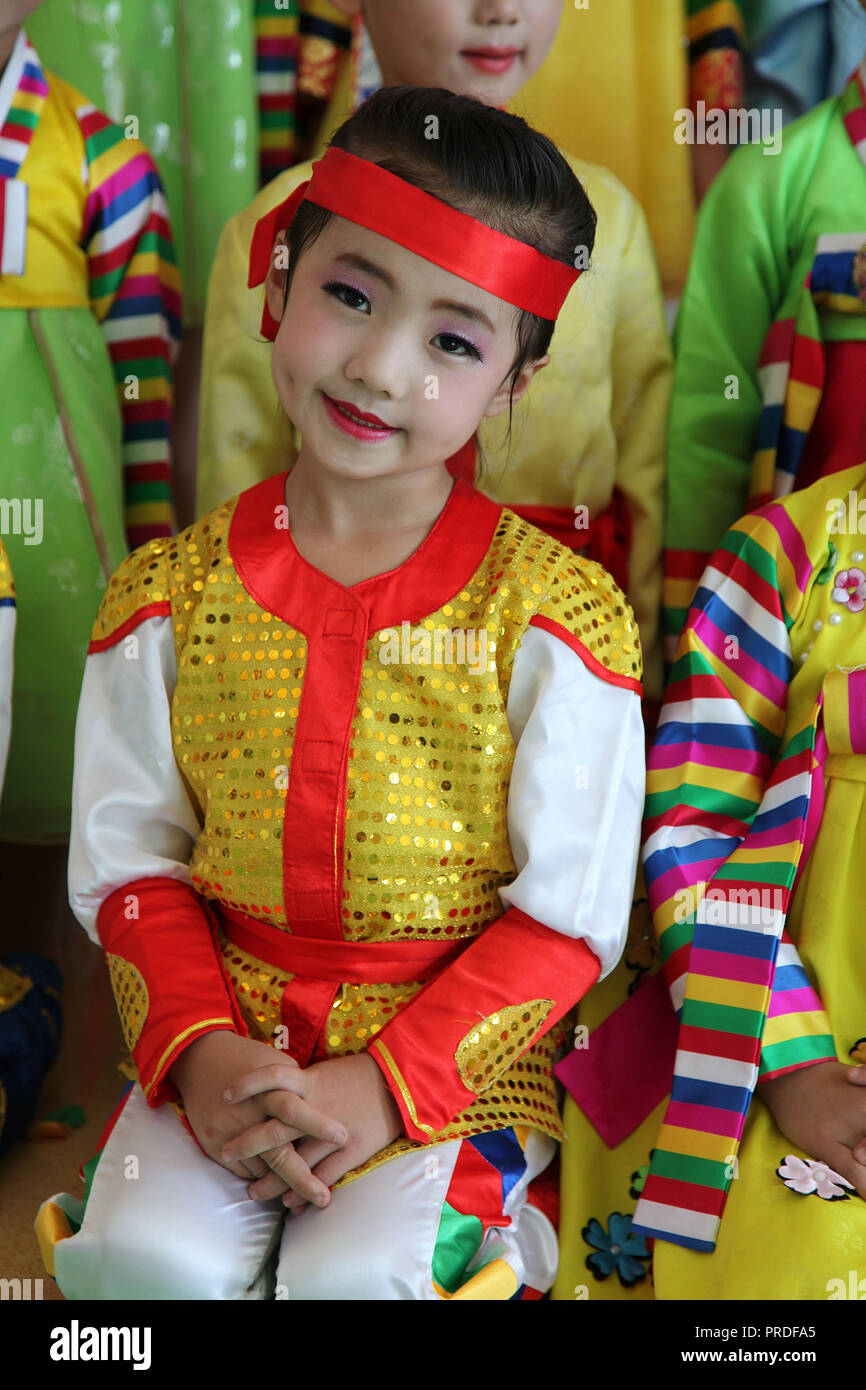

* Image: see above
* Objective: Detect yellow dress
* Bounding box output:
[555,465,866,1301]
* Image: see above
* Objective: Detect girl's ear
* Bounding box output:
[264,231,290,330]
[483,355,551,420]
[328,0,362,15]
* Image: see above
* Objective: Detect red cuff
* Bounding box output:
[368,907,601,1140]
[96,877,246,1107]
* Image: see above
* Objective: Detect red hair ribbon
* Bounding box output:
[248,146,582,341]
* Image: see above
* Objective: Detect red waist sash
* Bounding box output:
[219,903,468,983]
[446,440,632,594]
[508,494,632,594]
[218,904,470,1063]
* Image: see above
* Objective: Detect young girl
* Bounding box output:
[35,87,645,1301]
[197,0,672,702]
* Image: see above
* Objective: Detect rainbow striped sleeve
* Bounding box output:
[78,104,182,550]
[635,505,830,1251]
[255,0,300,186]
[686,1,745,112]
[759,932,835,1080]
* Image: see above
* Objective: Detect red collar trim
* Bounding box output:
[228,473,503,634]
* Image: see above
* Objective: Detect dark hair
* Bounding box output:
[282,86,597,460]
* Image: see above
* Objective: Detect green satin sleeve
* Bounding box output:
[27,0,259,326]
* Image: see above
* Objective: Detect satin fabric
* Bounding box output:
[0,307,128,843]
[248,146,580,321]
[53,1083,558,1300]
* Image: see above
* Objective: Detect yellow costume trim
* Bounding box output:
[143,1019,236,1099]
[448,1257,520,1301]
[369,1039,435,1137]
[685,1,744,44]
[0,539,14,602]
[34,1199,74,1278]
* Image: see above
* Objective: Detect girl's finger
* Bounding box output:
[253,1144,331,1207]
[223,1102,347,1162]
[282,1193,308,1215]
[293,1137,340,1170]
[307,1150,348,1192]
[852,1136,866,1166]
[222,1156,265,1182]
[224,1061,306,1103]
[824,1143,866,1201]
[264,1093,348,1146]
[239,1156,270,1180]
[845,1065,866,1087]
[223,1119,296,1163]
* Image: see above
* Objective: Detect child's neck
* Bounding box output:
[283,453,455,588]
[0,25,22,76]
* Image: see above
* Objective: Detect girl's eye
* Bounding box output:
[432,332,483,362]
[323,281,371,313]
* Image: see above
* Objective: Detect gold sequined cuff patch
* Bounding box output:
[0,962,33,1013]
[106,953,149,1051]
[455,999,554,1093]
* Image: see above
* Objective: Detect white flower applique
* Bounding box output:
[776,1155,855,1201]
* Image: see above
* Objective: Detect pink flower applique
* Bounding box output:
[776,1155,854,1201]
[831,568,866,612]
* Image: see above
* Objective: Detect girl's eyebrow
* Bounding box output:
[333,251,496,334]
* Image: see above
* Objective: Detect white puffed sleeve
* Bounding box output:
[0,602,14,795]
[501,624,645,978]
[68,616,202,944]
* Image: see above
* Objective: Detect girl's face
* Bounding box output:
[345,0,564,108]
[265,216,546,485]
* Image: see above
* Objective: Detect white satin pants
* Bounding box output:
[53,1085,558,1300]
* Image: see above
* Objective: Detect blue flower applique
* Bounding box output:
[582,1212,651,1288]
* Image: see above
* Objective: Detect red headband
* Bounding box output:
[248,145,581,340]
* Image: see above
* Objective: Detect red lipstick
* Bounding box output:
[322,392,400,442]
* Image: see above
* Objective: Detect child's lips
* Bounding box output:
[460,47,522,74]
[321,392,400,442]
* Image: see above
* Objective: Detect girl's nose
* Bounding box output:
[473,0,521,25]
[344,324,412,402]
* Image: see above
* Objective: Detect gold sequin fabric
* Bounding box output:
[217,927,293,1045]
[105,953,149,1051]
[531,547,642,687]
[455,1000,555,1093]
[343,515,640,945]
[0,537,14,602]
[90,500,637,1162]
[91,501,294,921]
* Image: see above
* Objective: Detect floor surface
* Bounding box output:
[0,842,126,1302]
